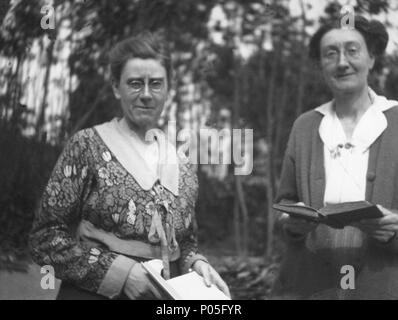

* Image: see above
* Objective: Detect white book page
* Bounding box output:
[145,259,164,274]
[166,271,230,300]
[142,259,181,299]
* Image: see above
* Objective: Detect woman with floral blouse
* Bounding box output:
[29,32,230,300]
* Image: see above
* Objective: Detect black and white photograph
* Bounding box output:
[1,0,398,305]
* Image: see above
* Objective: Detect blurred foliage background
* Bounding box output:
[0,0,397,298]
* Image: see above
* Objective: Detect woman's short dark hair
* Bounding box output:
[309,15,389,62]
[109,31,172,86]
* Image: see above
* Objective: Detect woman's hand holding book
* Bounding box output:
[279,202,318,239]
[351,205,398,243]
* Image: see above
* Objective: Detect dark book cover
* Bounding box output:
[273,201,384,229]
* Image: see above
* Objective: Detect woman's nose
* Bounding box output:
[337,51,349,68]
[140,84,152,101]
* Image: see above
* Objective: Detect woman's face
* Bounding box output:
[319,28,375,95]
[112,58,168,132]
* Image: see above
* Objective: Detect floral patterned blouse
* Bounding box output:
[29,125,206,299]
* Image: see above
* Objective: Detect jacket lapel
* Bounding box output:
[310,118,325,209]
[368,127,396,209]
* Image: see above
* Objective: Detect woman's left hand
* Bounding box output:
[352,205,398,243]
[192,260,231,298]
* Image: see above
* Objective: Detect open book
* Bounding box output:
[141,259,230,300]
[273,200,384,229]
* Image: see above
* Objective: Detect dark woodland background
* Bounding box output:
[0,0,397,299]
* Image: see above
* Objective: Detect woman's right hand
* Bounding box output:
[123,262,164,300]
[279,202,318,237]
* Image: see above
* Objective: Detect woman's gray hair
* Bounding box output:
[109,31,172,85]
[309,15,389,62]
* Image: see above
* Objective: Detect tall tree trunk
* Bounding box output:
[296,0,308,118]
[257,36,270,257]
[0,0,12,124]
[240,63,250,257]
[3,55,21,129]
[233,191,242,254]
[265,41,282,258]
[274,64,289,170]
[36,39,55,142]
[236,174,249,257]
[10,54,24,130]
[230,4,249,257]
[232,53,243,256]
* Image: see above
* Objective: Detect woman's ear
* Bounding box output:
[111,78,121,99]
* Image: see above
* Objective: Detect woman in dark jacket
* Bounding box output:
[273,16,398,299]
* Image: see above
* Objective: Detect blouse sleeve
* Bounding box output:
[177,164,208,274]
[29,130,136,298]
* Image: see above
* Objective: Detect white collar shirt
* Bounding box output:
[315,88,398,205]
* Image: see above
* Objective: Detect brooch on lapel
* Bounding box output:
[330,144,343,159]
[330,142,354,159]
[145,202,157,216]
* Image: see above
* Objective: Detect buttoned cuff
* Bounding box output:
[97,255,137,299]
